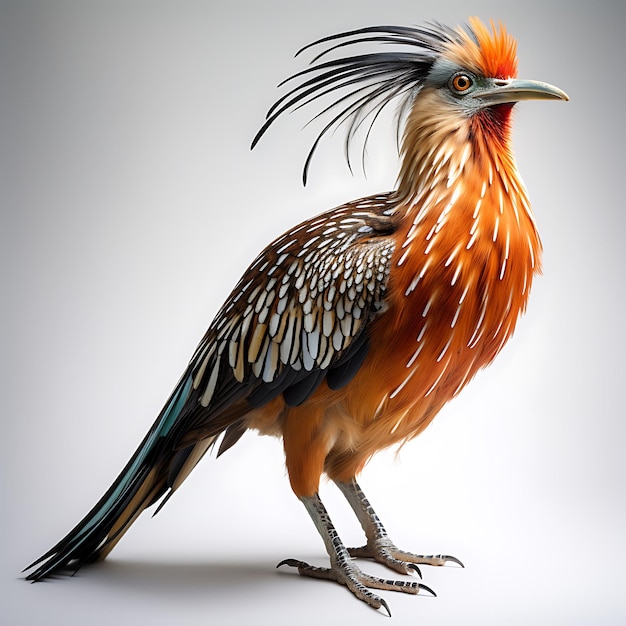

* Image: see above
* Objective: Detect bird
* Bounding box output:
[24,17,567,615]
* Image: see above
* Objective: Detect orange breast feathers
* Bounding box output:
[334,147,541,456]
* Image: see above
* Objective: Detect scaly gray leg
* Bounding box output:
[336,479,464,576]
[278,492,435,615]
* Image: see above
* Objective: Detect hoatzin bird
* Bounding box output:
[24,17,567,614]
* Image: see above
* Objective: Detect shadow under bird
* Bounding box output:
[24,17,568,615]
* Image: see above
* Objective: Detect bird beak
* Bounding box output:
[477,78,569,105]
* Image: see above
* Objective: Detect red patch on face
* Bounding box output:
[474,103,515,145]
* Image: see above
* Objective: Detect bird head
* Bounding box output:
[252,17,568,188]
[424,18,566,113]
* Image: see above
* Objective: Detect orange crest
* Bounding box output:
[445,17,518,79]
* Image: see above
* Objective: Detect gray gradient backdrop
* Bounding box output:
[2,1,624,624]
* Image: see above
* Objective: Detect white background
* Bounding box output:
[2,1,625,624]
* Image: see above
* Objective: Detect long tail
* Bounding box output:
[24,374,215,581]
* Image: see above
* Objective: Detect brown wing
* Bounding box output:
[186,193,398,424]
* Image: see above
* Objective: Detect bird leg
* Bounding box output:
[279,492,435,615]
[336,479,464,575]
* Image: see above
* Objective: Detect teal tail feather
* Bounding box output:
[24,374,203,581]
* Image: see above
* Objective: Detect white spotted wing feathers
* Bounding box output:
[189,194,398,410]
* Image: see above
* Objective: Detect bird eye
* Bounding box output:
[450,73,474,93]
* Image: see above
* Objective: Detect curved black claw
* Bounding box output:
[406,563,422,578]
[418,582,437,597]
[438,554,465,568]
[380,599,391,618]
[277,558,305,569]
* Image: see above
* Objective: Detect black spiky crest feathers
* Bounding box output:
[251,22,479,184]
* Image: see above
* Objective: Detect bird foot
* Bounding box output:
[278,557,435,616]
[347,538,464,577]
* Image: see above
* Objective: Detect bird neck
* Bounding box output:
[397,92,517,204]
[394,96,538,258]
